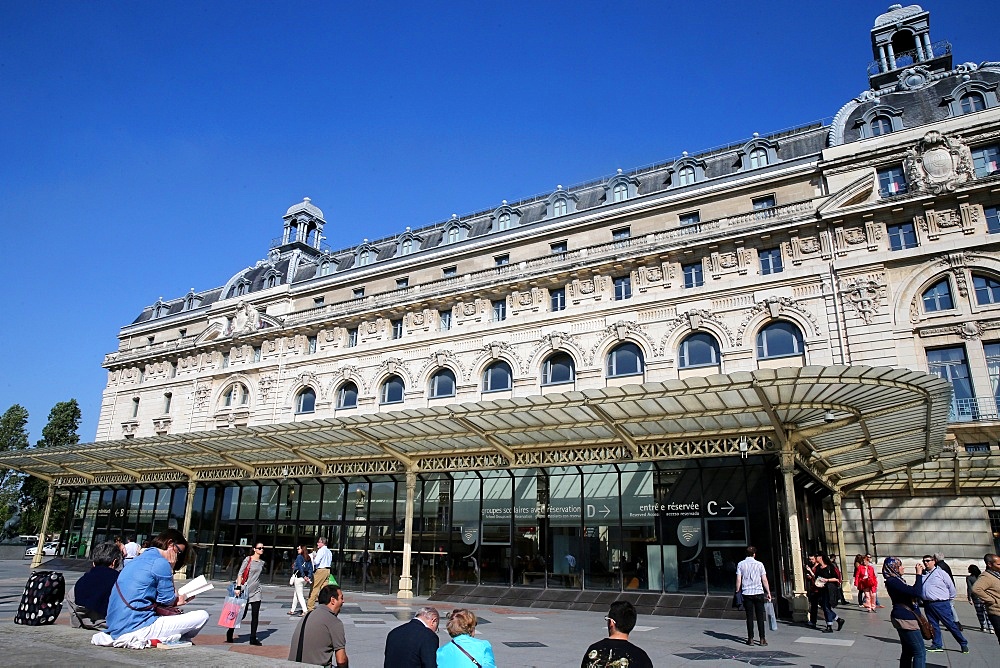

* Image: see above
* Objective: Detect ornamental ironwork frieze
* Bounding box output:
[513,446,631,468]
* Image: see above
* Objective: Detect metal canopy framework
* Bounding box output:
[0,366,951,492]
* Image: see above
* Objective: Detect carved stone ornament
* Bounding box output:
[903,131,974,194]
[844,228,866,245]
[799,237,821,254]
[463,303,478,316]
[518,292,534,306]
[645,267,663,281]
[842,277,887,325]
[194,385,211,409]
[366,321,379,334]
[411,312,425,326]
[258,375,276,402]
[231,300,261,337]
[578,279,596,295]
[718,253,739,269]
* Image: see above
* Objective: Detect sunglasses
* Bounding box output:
[255,546,264,551]
[922,558,934,563]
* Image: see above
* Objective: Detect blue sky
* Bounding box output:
[1,1,997,442]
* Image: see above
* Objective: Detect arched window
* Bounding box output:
[678,165,696,186]
[749,147,768,169]
[336,381,359,409]
[401,239,413,256]
[429,369,456,398]
[447,227,461,244]
[961,92,987,114]
[380,375,405,404]
[223,383,249,407]
[606,342,645,377]
[678,332,721,369]
[870,115,893,137]
[552,199,567,217]
[612,182,628,203]
[319,260,333,276]
[922,279,954,312]
[358,249,371,266]
[296,388,316,414]
[266,274,279,288]
[974,275,1000,305]
[541,352,575,385]
[756,321,804,359]
[497,213,511,231]
[483,361,513,392]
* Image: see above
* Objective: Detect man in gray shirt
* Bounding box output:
[918,554,968,653]
[289,584,348,667]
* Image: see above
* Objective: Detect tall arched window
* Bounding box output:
[678,332,721,369]
[678,165,696,186]
[429,369,456,398]
[541,352,575,385]
[447,227,461,244]
[497,213,511,231]
[223,383,249,407]
[961,92,987,114]
[974,275,1000,305]
[552,199,567,217]
[922,279,954,312]
[612,182,628,203]
[296,388,316,414]
[401,239,413,256]
[483,361,513,392]
[870,115,893,136]
[380,375,405,404]
[749,147,768,169]
[319,260,333,276]
[756,321,804,359]
[606,342,644,377]
[358,249,371,266]
[336,381,359,409]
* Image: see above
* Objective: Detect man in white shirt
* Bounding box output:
[122,536,140,565]
[308,537,333,611]
[735,546,772,646]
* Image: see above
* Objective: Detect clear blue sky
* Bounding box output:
[1,1,997,442]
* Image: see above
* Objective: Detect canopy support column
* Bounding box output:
[831,492,850,602]
[179,478,197,579]
[30,483,56,569]
[780,447,808,622]
[397,471,417,599]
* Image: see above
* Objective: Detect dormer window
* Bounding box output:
[612,182,628,202]
[152,300,169,319]
[856,105,904,139]
[497,213,511,230]
[678,166,695,186]
[605,171,639,204]
[263,269,281,289]
[738,137,779,171]
[447,227,460,244]
[962,92,987,114]
[235,279,250,297]
[401,238,413,255]
[545,188,578,218]
[319,259,334,276]
[870,115,893,136]
[491,204,521,232]
[553,199,566,217]
[358,249,372,266]
[183,291,201,311]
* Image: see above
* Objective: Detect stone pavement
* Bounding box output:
[0,558,997,666]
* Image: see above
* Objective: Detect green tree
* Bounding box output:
[0,404,30,531]
[19,400,80,534]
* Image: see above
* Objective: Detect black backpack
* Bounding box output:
[14,570,65,625]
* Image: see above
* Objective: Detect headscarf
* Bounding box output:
[882,556,903,580]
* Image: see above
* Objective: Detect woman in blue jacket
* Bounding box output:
[288,543,314,616]
[437,608,496,668]
[882,556,926,668]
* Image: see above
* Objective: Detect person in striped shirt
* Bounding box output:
[735,546,772,646]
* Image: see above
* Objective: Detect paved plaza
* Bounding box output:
[0,558,996,666]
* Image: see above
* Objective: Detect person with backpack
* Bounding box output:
[854,554,878,613]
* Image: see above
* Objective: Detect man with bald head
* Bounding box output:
[384,606,440,667]
[972,553,1000,647]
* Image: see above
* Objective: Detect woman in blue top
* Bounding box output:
[288,543,314,616]
[437,608,496,668]
[882,556,926,668]
[101,529,210,646]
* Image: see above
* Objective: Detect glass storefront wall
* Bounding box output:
[63,456,812,598]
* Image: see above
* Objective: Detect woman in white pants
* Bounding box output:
[288,543,314,616]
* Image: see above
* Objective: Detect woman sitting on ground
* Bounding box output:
[98,528,209,647]
[437,608,497,668]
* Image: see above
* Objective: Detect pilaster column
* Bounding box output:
[879,45,889,74]
[923,34,934,58]
[397,471,417,599]
[780,448,808,621]
[30,483,56,569]
[887,43,897,70]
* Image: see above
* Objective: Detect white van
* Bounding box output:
[18,535,38,544]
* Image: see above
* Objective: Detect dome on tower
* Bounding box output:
[873,4,924,29]
[285,196,324,219]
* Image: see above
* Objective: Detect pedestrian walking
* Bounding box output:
[814,553,845,633]
[971,553,1000,647]
[227,541,265,646]
[917,554,968,653]
[289,543,314,617]
[854,553,877,613]
[967,564,993,633]
[805,553,821,628]
[735,546,772,646]
[308,537,333,612]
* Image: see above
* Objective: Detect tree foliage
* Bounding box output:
[0,404,30,530]
[19,400,80,534]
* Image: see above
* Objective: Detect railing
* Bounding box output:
[950,397,1000,423]
[867,40,952,76]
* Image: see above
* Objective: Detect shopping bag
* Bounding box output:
[217,585,247,629]
[764,600,778,632]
